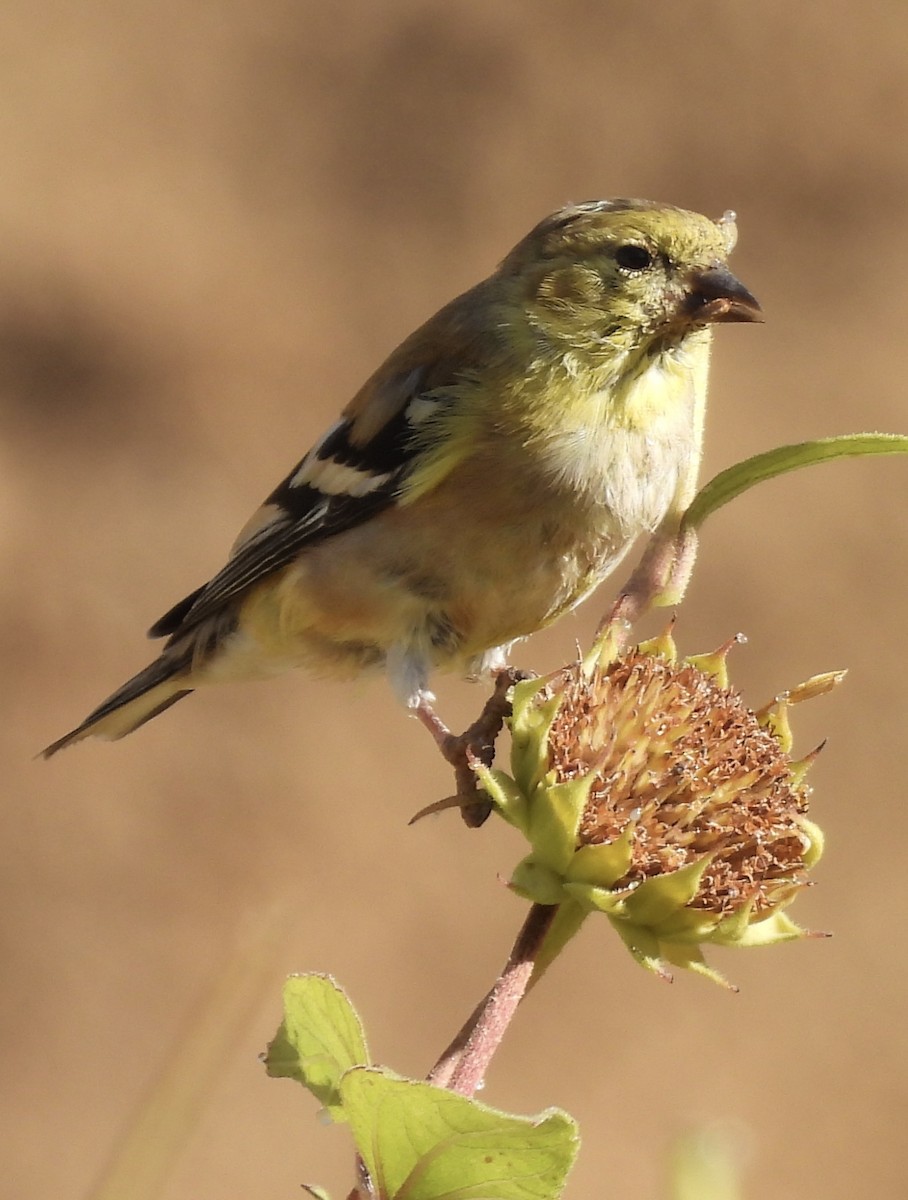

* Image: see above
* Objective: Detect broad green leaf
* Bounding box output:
[684,432,908,531]
[264,974,369,1119]
[340,1068,578,1200]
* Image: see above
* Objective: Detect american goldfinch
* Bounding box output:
[44,199,760,756]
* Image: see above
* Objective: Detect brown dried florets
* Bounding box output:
[547,650,811,916]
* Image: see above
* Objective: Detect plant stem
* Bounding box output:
[596,522,698,639]
[346,906,557,1200]
[428,902,558,1096]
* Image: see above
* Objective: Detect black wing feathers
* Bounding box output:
[146,379,429,643]
[148,585,206,638]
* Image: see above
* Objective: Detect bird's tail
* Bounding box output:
[42,656,194,757]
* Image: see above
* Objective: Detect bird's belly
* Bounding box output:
[446,523,632,660]
[231,500,629,682]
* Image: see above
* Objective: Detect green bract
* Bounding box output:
[480,627,839,988]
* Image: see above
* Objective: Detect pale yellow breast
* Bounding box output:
[533,332,709,537]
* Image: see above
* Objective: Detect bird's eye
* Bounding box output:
[614,244,653,272]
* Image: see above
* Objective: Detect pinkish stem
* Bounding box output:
[597,522,699,638]
[428,903,557,1096]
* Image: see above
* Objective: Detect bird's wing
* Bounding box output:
[148,364,460,640]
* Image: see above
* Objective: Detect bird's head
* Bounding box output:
[500,199,762,355]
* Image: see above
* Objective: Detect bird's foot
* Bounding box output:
[412,668,533,827]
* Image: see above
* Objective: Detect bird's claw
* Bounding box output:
[414,668,534,827]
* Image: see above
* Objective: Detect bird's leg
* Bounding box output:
[413,668,530,827]
[413,695,454,747]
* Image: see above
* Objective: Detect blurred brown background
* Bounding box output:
[3,3,907,1198]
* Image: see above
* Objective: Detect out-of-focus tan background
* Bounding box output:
[3,3,907,1198]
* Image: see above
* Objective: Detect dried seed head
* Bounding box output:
[550,649,810,918]
[480,628,839,986]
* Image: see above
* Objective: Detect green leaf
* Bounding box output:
[684,433,908,531]
[264,974,369,1119]
[340,1068,579,1200]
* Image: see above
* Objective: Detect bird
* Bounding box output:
[43,198,761,757]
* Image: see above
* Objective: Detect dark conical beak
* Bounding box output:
[685,265,763,325]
